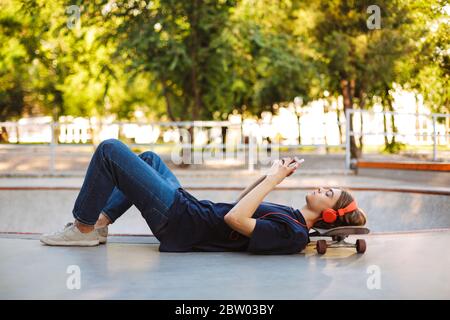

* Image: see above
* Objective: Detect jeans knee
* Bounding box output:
[139,150,159,162]
[99,138,121,147]
[98,138,124,155]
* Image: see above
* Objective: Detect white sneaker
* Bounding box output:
[96,226,108,244]
[40,222,100,246]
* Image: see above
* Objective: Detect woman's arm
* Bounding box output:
[235,158,301,201]
[236,175,267,202]
[224,158,300,237]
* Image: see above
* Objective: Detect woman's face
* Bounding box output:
[305,187,342,213]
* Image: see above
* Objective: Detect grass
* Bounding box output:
[362,144,450,154]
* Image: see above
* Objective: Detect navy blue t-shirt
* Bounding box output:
[159,188,310,255]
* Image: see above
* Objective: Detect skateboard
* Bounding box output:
[309,226,370,254]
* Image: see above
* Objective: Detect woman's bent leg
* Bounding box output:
[72,139,178,237]
[101,150,182,223]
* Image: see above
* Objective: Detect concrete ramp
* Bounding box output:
[1,180,449,299]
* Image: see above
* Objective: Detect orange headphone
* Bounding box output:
[321,200,358,223]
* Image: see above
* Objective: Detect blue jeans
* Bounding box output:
[72,139,182,239]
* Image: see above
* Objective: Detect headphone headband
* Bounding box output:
[337,200,358,216]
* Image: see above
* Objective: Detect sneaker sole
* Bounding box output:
[40,238,100,246]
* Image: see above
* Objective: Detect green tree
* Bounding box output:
[216,0,319,116]
[406,0,449,115]
[96,0,237,121]
[310,0,427,158]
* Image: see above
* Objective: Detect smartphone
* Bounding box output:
[288,157,305,167]
[282,157,305,167]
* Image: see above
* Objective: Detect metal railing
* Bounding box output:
[1,110,448,175]
[0,118,344,175]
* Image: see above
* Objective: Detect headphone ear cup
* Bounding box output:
[322,209,337,223]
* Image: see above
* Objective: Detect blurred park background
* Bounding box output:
[0,0,449,175]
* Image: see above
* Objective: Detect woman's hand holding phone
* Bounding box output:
[284,157,304,176]
[265,157,304,185]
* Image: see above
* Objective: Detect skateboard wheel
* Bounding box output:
[356,239,366,254]
[316,240,327,255]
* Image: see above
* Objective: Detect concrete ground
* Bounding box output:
[0,168,449,299]
[1,231,449,299]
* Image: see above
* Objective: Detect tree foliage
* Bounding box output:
[0,0,447,124]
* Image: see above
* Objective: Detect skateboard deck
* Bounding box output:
[310,226,370,237]
[309,226,370,254]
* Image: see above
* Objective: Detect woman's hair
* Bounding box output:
[313,189,367,229]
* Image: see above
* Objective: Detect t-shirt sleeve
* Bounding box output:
[247,218,308,255]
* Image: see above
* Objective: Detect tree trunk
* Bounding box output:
[323,100,329,153]
[383,106,389,147]
[358,89,366,152]
[221,125,228,154]
[446,98,449,146]
[384,87,398,151]
[160,75,176,121]
[415,93,421,143]
[336,100,343,145]
[390,114,397,145]
[358,109,364,153]
[340,79,360,159]
[383,87,400,153]
[296,113,302,145]
[446,115,449,146]
[388,99,397,145]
